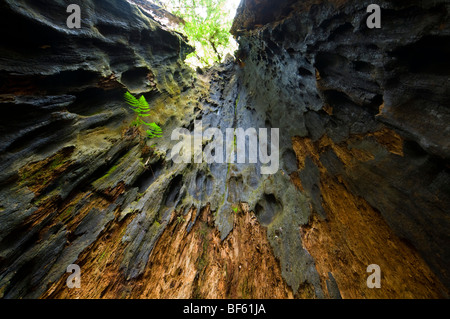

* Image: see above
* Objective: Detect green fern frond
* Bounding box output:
[124,91,163,141]
[146,123,163,138]
[148,122,162,131]
[124,91,140,109]
[146,131,163,139]
[138,96,150,110]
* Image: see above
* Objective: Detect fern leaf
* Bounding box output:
[139,95,149,109]
[124,91,162,140]
[148,122,162,132]
[124,92,140,109]
[146,130,163,138]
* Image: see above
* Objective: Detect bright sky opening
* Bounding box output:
[146,0,242,67]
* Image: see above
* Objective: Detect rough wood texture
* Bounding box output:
[0,0,449,299]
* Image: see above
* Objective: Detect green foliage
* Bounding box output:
[162,0,236,67]
[124,91,162,142]
[146,122,163,139]
[177,215,186,224]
